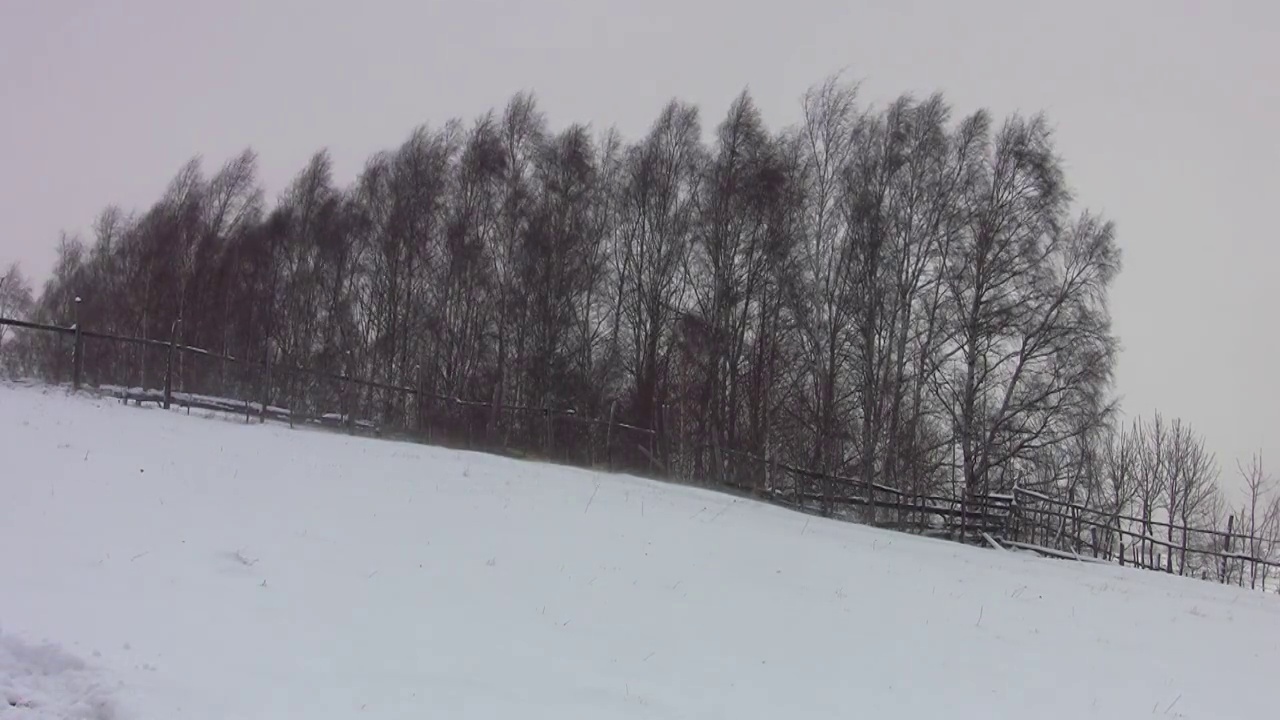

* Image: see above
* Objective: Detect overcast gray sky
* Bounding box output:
[1,0,1276,495]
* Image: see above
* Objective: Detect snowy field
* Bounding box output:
[2,384,1278,719]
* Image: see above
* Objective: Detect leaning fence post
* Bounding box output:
[72,296,84,391]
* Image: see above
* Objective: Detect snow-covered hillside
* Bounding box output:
[2,384,1277,719]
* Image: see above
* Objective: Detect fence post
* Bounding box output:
[605,401,616,471]
[650,415,660,476]
[414,364,424,438]
[678,402,685,482]
[544,404,553,459]
[659,403,668,475]
[163,317,180,410]
[1220,514,1234,584]
[259,352,271,424]
[72,297,83,391]
[346,383,355,435]
[346,353,356,435]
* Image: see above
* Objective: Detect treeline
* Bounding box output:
[2,75,1276,582]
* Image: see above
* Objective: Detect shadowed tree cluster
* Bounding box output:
[10,76,1131,514]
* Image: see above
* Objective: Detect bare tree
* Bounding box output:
[940,114,1120,504]
[1100,421,1141,559]
[1132,413,1168,567]
[1238,453,1273,588]
[0,262,34,325]
[1259,491,1280,591]
[522,123,606,415]
[684,91,780,480]
[878,94,967,501]
[617,100,702,435]
[430,113,502,404]
[1163,419,1218,575]
[788,75,863,503]
[0,263,36,374]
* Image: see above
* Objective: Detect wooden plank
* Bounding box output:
[1004,540,1114,565]
[0,317,74,334]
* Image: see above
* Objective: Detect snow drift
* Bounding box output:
[0,631,117,720]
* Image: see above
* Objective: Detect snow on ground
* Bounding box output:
[1,383,1278,719]
[0,631,117,719]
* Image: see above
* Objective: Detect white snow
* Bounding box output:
[0,632,117,719]
[2,382,1278,719]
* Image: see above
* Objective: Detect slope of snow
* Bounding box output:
[1,383,1278,719]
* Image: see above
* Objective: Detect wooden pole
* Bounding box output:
[605,401,616,471]
[1221,514,1234,584]
[648,424,656,476]
[260,352,271,424]
[72,297,83,392]
[414,364,424,438]
[345,351,354,435]
[544,405,553,459]
[163,317,180,410]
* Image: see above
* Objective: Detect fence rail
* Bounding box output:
[3,314,1277,592]
[1009,487,1280,587]
[1,315,656,473]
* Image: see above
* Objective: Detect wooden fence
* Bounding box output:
[1008,486,1280,588]
[701,446,1015,543]
[0,315,657,474]
[4,314,1277,592]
